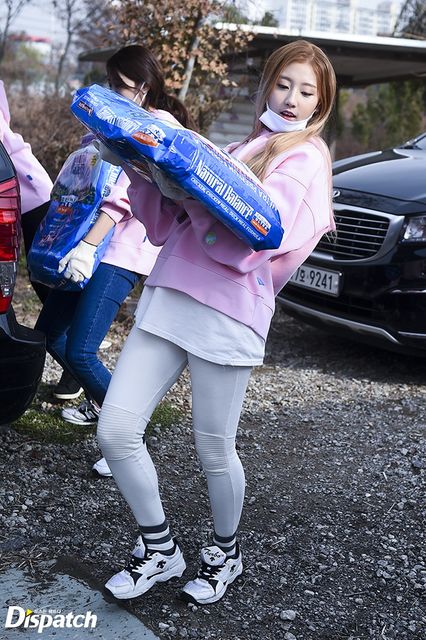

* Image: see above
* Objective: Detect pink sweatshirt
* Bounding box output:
[0,81,52,213]
[99,170,160,276]
[102,129,335,339]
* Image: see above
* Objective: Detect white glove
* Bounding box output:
[58,240,97,283]
[94,140,123,166]
[150,165,188,201]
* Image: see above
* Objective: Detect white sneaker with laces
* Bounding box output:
[92,457,112,477]
[180,544,243,605]
[105,536,186,599]
[61,399,100,426]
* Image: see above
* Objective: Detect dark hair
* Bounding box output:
[106,45,195,130]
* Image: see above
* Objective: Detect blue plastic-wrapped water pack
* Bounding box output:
[28,138,121,290]
[71,84,284,251]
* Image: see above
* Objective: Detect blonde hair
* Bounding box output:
[245,40,336,181]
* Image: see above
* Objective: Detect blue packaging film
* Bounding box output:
[70,84,284,251]
[28,140,121,291]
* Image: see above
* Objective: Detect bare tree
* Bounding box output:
[393,0,426,38]
[52,0,101,92]
[76,0,113,53]
[0,0,31,63]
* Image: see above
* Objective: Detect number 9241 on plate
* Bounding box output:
[289,263,342,297]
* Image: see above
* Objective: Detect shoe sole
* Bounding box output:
[105,558,186,600]
[53,389,84,400]
[61,416,98,426]
[92,468,113,478]
[179,562,243,605]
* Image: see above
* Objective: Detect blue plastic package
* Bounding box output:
[71,84,284,251]
[28,139,121,290]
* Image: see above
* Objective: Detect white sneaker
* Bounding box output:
[180,545,242,605]
[92,457,112,477]
[105,536,186,600]
[61,399,100,426]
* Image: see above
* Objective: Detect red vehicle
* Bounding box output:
[0,140,45,425]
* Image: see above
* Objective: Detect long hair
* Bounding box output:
[106,45,195,130]
[245,40,336,181]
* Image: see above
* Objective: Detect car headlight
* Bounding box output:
[402,215,426,242]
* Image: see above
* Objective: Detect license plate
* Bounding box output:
[289,264,341,297]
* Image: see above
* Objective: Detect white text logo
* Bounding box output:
[5,606,97,634]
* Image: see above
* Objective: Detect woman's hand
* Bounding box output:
[150,165,188,201]
[58,240,97,283]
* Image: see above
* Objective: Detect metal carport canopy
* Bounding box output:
[78,24,426,88]
[222,24,426,87]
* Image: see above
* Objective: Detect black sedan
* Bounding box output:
[0,140,46,425]
[278,132,426,357]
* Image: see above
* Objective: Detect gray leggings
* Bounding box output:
[97,326,252,539]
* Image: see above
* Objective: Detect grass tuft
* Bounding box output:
[13,409,94,444]
[149,402,184,432]
[12,392,184,444]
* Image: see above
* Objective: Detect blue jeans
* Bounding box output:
[36,263,140,406]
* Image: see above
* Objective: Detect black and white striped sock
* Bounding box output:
[213,531,237,558]
[140,520,175,556]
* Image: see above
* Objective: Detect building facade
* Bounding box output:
[261,0,401,36]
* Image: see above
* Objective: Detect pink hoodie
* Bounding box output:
[0,81,52,213]
[102,129,335,339]
[98,170,160,276]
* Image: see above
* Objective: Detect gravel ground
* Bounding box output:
[1,277,425,640]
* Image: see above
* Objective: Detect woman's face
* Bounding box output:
[268,61,319,122]
[109,71,146,105]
